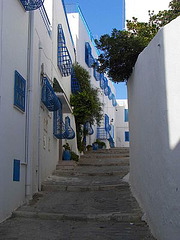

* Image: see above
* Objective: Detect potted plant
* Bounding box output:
[62,143,71,160]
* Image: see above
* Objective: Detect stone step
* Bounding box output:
[81,154,130,159]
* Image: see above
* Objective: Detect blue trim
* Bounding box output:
[65,116,75,139]
[125,131,129,142]
[39,5,52,36]
[57,24,72,77]
[125,109,129,122]
[14,70,26,112]
[20,0,44,11]
[41,77,61,111]
[13,159,20,182]
[105,114,110,133]
[53,102,67,139]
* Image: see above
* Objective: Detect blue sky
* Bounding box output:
[64,0,127,99]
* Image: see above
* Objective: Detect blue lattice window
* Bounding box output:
[53,101,67,139]
[20,0,44,11]
[14,71,26,112]
[65,116,75,139]
[93,59,100,81]
[125,131,129,142]
[57,24,72,77]
[41,77,61,111]
[84,122,94,135]
[71,69,80,94]
[85,42,94,68]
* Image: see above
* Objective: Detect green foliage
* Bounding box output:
[95,0,180,82]
[70,63,103,152]
[63,143,71,151]
[94,139,106,149]
[70,150,79,162]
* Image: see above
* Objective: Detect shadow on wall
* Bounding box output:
[128,16,180,240]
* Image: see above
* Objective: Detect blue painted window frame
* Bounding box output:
[125,109,129,122]
[14,71,26,112]
[125,131,129,142]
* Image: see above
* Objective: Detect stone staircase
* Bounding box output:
[0,147,156,240]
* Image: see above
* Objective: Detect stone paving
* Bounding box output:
[0,148,156,240]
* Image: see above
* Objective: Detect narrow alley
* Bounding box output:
[0,148,155,240]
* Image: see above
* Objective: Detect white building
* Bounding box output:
[0,0,78,223]
[115,99,129,147]
[67,4,118,148]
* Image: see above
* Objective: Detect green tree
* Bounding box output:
[95,0,180,82]
[70,63,103,152]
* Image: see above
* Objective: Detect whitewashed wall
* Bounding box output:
[115,99,129,147]
[128,16,180,240]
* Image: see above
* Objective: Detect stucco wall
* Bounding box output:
[128,16,180,240]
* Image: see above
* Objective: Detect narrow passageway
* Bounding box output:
[0,148,155,240]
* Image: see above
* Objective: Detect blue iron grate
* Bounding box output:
[104,85,111,96]
[20,0,44,11]
[112,94,117,107]
[14,70,26,112]
[57,24,72,77]
[41,77,61,111]
[100,74,106,90]
[71,69,81,94]
[85,42,94,68]
[53,102,67,139]
[65,116,75,139]
[93,59,100,81]
[84,122,94,135]
[97,128,107,140]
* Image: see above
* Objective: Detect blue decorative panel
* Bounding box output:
[105,114,110,133]
[53,101,67,139]
[41,77,61,111]
[13,159,20,182]
[84,122,94,135]
[111,94,117,107]
[108,133,115,148]
[108,90,113,100]
[71,69,80,94]
[125,109,129,122]
[65,116,75,139]
[125,131,129,142]
[97,128,107,140]
[57,24,72,77]
[14,70,26,112]
[100,74,106,90]
[20,0,44,11]
[85,42,94,68]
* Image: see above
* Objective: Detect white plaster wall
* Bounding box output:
[115,99,129,147]
[0,0,28,222]
[128,16,180,240]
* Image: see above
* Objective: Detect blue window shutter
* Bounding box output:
[14,71,26,112]
[13,159,20,181]
[125,131,129,142]
[125,109,129,122]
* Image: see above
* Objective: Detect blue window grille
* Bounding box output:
[100,74,106,90]
[41,77,61,111]
[85,42,94,68]
[53,102,67,139]
[65,116,75,139]
[57,24,72,77]
[13,159,20,181]
[97,128,107,140]
[93,59,100,81]
[105,114,110,133]
[14,70,26,112]
[104,85,111,96]
[125,131,129,142]
[71,68,80,94]
[20,0,44,11]
[111,94,117,107]
[39,5,52,36]
[125,109,129,122]
[84,122,94,135]
[108,89,113,100]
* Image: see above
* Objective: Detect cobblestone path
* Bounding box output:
[0,148,156,240]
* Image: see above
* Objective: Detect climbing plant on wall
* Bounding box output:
[70,63,103,152]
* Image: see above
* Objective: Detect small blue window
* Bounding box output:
[125,109,129,122]
[13,159,20,181]
[14,71,26,112]
[125,131,129,142]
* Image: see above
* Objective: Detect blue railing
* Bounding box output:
[84,122,94,135]
[53,104,67,139]
[20,0,44,11]
[65,116,75,139]
[39,5,52,36]
[57,24,72,77]
[41,77,61,111]
[97,128,107,140]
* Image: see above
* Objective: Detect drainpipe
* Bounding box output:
[25,11,34,199]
